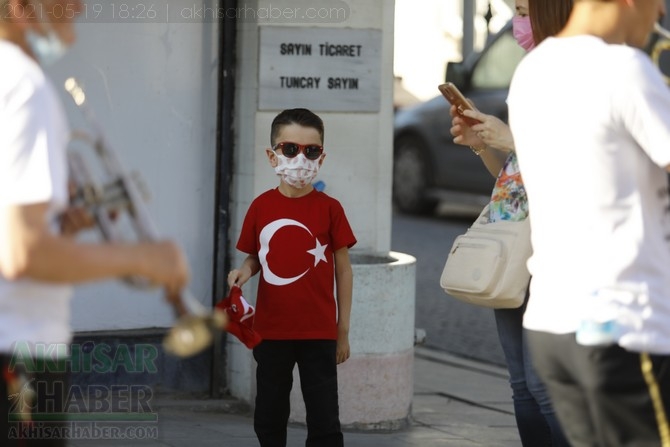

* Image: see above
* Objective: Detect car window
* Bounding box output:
[470,32,526,89]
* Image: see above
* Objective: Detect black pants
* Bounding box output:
[253,340,343,447]
[0,354,69,447]
[528,330,670,447]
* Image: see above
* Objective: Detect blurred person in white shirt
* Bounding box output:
[507,0,670,445]
[0,1,190,445]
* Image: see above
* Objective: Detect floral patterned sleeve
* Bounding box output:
[488,152,529,223]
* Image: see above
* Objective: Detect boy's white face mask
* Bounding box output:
[274,154,321,188]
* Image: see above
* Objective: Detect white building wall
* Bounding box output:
[48,9,220,331]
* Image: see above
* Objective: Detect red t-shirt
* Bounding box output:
[236,188,357,340]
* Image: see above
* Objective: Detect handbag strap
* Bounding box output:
[476,204,491,225]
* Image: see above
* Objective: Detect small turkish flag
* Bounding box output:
[215,286,262,349]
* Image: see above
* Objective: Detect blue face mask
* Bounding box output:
[26,29,68,66]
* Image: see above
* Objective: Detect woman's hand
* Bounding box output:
[450,104,485,148]
[450,106,515,153]
[449,104,511,178]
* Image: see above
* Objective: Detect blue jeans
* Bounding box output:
[495,303,570,447]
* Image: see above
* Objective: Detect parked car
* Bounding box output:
[393,21,526,214]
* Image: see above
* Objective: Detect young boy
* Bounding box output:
[227,108,356,447]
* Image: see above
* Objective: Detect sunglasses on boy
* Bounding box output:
[272,142,324,160]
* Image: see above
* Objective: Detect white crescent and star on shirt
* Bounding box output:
[258,218,328,286]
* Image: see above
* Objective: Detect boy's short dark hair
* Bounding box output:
[270,108,325,146]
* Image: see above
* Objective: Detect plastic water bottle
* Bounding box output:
[575,289,622,346]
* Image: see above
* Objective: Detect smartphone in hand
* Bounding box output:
[438,82,481,126]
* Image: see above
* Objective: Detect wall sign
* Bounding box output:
[259,27,382,112]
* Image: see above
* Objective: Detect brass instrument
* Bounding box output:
[653,23,670,84]
[64,78,226,358]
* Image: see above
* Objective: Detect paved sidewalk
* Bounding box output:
[69,347,520,446]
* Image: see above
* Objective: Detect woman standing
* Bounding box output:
[449,1,573,445]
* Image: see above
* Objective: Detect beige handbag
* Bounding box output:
[439,205,531,308]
